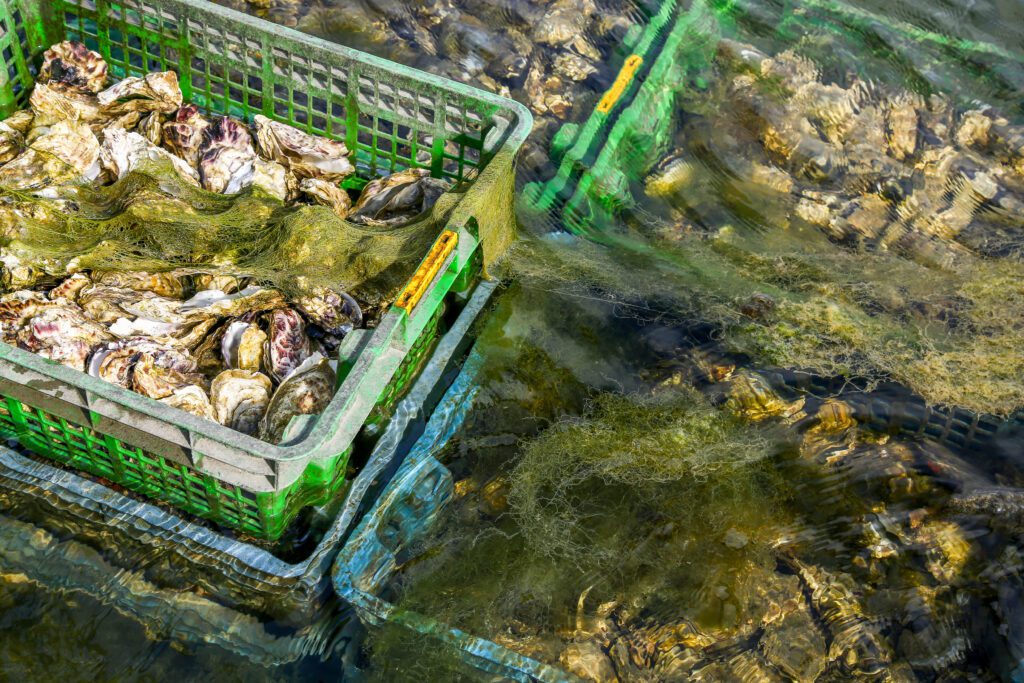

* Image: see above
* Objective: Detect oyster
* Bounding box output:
[29,81,105,127]
[0,291,60,342]
[193,272,243,294]
[48,273,92,301]
[4,110,34,135]
[295,288,362,336]
[138,111,164,146]
[78,284,153,324]
[87,338,146,388]
[178,286,286,320]
[210,369,273,435]
[132,352,205,400]
[263,308,311,382]
[0,119,25,165]
[348,168,452,227]
[159,385,214,420]
[93,270,186,299]
[17,305,112,371]
[99,127,200,185]
[162,104,211,168]
[221,320,267,372]
[97,71,183,116]
[0,120,101,188]
[39,41,108,94]
[259,353,334,443]
[108,316,180,339]
[252,157,298,201]
[299,177,352,218]
[197,117,256,194]
[253,114,354,182]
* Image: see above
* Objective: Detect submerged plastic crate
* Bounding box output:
[0,0,531,540]
[520,0,729,236]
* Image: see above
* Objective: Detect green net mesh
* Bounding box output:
[2,149,517,305]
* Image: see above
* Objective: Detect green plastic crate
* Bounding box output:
[0,0,530,540]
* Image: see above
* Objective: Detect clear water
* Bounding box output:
[3,0,1024,680]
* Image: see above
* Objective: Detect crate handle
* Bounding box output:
[596,54,643,113]
[395,230,458,312]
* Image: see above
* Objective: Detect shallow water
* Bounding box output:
[3,0,1024,680]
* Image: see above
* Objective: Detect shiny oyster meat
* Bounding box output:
[97,71,183,116]
[253,114,354,182]
[0,120,101,189]
[162,104,211,169]
[262,308,311,382]
[17,305,112,371]
[299,177,352,218]
[349,168,452,227]
[221,320,268,373]
[295,288,362,336]
[210,369,273,435]
[260,353,334,443]
[40,41,108,94]
[99,127,200,185]
[159,384,214,420]
[197,117,256,194]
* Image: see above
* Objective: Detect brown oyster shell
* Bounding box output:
[162,104,212,169]
[349,167,452,227]
[0,120,101,189]
[97,72,183,116]
[40,41,108,94]
[99,127,200,185]
[262,308,311,382]
[253,114,354,182]
[299,177,352,219]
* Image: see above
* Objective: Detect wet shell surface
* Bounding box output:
[0,120,102,188]
[162,104,211,169]
[299,177,352,218]
[259,353,334,443]
[99,127,200,185]
[96,71,183,115]
[210,369,273,436]
[263,308,311,382]
[348,167,452,227]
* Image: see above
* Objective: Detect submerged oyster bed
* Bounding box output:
[0,41,457,442]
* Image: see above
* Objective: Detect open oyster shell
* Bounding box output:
[253,114,354,182]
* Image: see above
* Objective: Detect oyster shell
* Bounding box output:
[197,117,256,194]
[178,286,286,320]
[78,284,152,324]
[29,81,105,128]
[0,120,101,188]
[0,120,25,165]
[221,320,267,372]
[161,104,211,169]
[4,110,34,135]
[210,369,273,435]
[97,71,183,116]
[299,177,352,218]
[260,353,334,443]
[159,385,214,420]
[99,127,200,185]
[0,290,60,342]
[138,112,164,146]
[48,273,92,301]
[252,157,298,201]
[87,338,143,388]
[17,305,112,371]
[40,41,108,94]
[253,114,354,182]
[93,270,186,299]
[193,272,243,294]
[349,168,452,227]
[132,352,205,399]
[263,308,311,382]
[295,288,362,336]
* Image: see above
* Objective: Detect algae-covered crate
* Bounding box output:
[0,0,530,540]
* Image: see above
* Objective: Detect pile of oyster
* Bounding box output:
[0,269,361,443]
[0,40,463,443]
[0,41,450,228]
